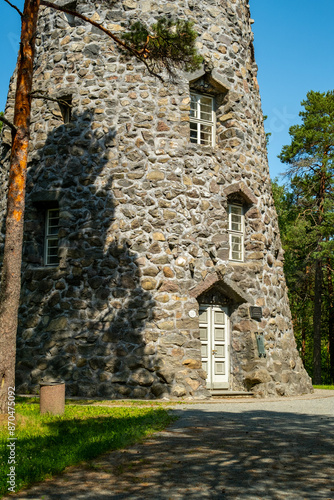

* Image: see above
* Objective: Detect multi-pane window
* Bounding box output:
[228,204,244,262]
[190,93,215,146]
[45,209,59,266]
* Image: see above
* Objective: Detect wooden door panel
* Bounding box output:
[199,305,229,389]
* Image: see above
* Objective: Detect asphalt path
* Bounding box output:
[8,390,334,500]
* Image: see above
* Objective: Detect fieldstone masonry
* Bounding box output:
[0,0,313,398]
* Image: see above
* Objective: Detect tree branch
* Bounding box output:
[136,55,164,82]
[40,0,164,81]
[41,3,139,56]
[30,91,72,107]
[0,115,17,135]
[3,0,23,17]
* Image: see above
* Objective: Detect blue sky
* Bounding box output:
[0,1,23,108]
[250,0,334,181]
[1,1,334,181]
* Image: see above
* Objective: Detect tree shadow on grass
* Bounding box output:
[0,407,172,497]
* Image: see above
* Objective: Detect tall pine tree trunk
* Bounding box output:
[301,317,306,366]
[0,0,40,415]
[327,259,334,383]
[312,259,323,384]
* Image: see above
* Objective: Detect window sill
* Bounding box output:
[25,264,60,270]
[188,142,217,152]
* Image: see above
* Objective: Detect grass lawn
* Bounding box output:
[0,399,175,496]
[313,385,334,390]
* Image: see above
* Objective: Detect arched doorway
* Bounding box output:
[190,270,253,392]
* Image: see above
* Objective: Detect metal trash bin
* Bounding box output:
[40,379,65,415]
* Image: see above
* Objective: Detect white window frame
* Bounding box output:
[190,92,215,147]
[228,204,244,262]
[45,208,59,266]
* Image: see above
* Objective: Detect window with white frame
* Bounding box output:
[45,208,59,266]
[190,93,215,146]
[228,204,244,262]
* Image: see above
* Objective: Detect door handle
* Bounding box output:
[212,349,217,355]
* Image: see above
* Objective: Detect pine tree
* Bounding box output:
[279,90,334,384]
[272,179,318,377]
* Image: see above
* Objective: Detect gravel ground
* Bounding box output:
[7,390,334,500]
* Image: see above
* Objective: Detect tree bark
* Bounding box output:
[326,259,334,383]
[312,259,323,384]
[301,316,306,366]
[0,0,40,415]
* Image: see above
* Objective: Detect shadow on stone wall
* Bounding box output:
[15,109,168,399]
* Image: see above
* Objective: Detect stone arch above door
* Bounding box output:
[189,270,254,305]
[191,270,254,392]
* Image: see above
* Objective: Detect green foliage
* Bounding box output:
[278,91,334,260]
[279,91,334,381]
[122,18,203,78]
[278,92,334,260]
[279,90,334,166]
[272,179,315,375]
[263,114,271,147]
[274,91,334,383]
[0,402,174,495]
[0,111,3,133]
[271,179,295,235]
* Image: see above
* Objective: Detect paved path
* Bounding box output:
[9,390,334,500]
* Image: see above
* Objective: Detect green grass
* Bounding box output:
[0,401,174,496]
[15,396,185,407]
[313,385,334,390]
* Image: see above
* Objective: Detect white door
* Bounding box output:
[199,305,230,389]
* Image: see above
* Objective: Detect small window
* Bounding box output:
[45,209,59,266]
[190,93,215,146]
[57,95,72,123]
[64,1,77,26]
[228,204,244,262]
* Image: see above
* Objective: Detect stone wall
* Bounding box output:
[0,0,313,398]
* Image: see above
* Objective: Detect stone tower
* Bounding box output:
[0,0,313,398]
